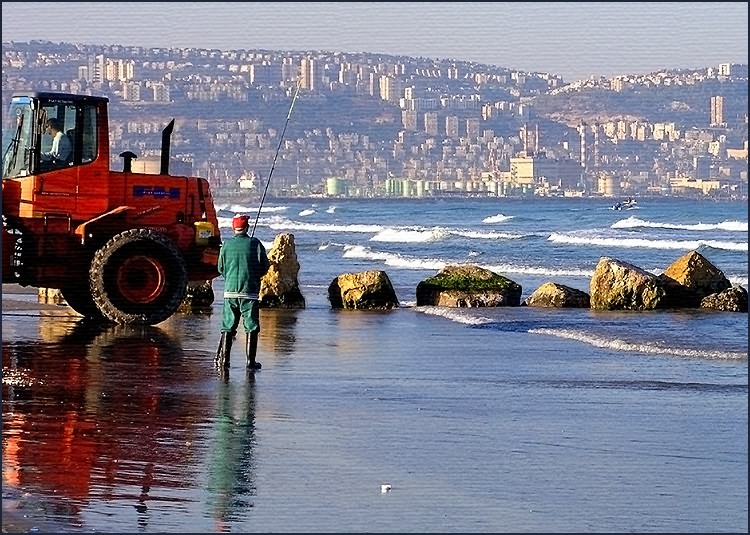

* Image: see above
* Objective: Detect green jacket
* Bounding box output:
[218,233,270,299]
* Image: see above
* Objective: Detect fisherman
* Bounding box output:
[215,214,271,371]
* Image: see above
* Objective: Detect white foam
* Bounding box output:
[371,228,450,243]
[452,230,525,240]
[339,244,593,278]
[483,262,593,278]
[548,232,747,252]
[415,306,496,326]
[342,245,447,270]
[267,220,383,233]
[215,203,288,214]
[612,216,748,232]
[529,328,747,360]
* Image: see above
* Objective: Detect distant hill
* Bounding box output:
[531,78,748,127]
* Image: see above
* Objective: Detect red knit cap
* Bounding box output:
[232,214,250,231]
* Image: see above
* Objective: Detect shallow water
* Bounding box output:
[2,290,747,533]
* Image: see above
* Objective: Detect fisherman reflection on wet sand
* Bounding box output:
[207,375,258,530]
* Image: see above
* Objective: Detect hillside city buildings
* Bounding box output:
[2,41,748,200]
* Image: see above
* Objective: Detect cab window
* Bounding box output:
[81,105,97,163]
[39,104,76,170]
[38,101,98,170]
[2,100,33,178]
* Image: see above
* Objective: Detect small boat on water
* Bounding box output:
[611,197,638,210]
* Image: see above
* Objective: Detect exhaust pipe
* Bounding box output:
[119,151,137,173]
[161,119,175,175]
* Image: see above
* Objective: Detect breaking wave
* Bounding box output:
[529,328,748,360]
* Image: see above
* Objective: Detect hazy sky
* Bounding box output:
[2,2,747,81]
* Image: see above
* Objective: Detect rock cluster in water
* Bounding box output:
[407,250,744,313]
[44,240,746,314]
[331,249,746,313]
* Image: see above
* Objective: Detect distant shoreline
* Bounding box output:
[213,194,748,204]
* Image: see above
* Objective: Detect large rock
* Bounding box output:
[700,286,748,312]
[590,257,666,310]
[524,282,590,308]
[328,270,399,310]
[416,264,522,307]
[259,233,305,309]
[657,250,732,308]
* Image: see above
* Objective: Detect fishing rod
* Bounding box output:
[250,79,302,238]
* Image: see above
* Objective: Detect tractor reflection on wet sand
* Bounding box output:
[2,91,221,325]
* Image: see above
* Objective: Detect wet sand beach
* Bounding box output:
[2,283,747,533]
[2,286,69,533]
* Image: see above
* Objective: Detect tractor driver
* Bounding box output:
[41,117,72,166]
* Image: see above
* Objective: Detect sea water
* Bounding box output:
[237,195,748,361]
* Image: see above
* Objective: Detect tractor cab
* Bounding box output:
[3,92,105,180]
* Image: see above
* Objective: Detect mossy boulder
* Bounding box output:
[416,264,522,307]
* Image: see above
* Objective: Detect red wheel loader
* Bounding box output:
[2,91,222,325]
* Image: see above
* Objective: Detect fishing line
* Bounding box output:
[250,80,302,238]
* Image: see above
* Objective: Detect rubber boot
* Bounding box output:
[214,332,233,368]
[246,331,261,371]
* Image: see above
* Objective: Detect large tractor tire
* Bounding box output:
[90,229,188,325]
